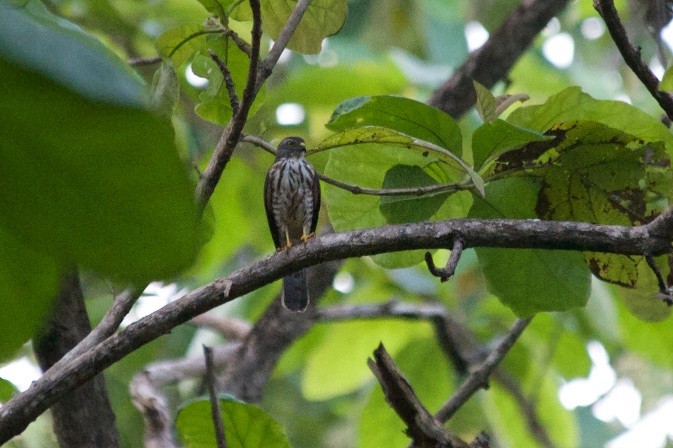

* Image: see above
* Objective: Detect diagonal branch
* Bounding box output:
[594,0,673,121]
[429,0,570,118]
[1,213,673,442]
[195,0,262,211]
[435,317,532,422]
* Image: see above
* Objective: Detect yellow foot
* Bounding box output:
[301,232,316,243]
[276,242,292,252]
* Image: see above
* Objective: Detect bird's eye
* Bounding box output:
[288,140,295,146]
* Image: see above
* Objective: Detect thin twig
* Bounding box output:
[224,28,252,56]
[128,56,162,67]
[204,346,227,448]
[425,238,464,282]
[208,49,240,115]
[594,0,673,121]
[256,0,312,87]
[645,255,673,305]
[435,317,533,422]
[190,314,251,340]
[243,134,471,197]
[60,288,141,364]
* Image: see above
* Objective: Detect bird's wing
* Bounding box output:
[264,163,283,248]
[310,166,321,234]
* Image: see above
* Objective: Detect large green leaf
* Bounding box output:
[327,95,462,155]
[469,178,591,315]
[0,13,200,284]
[322,139,472,268]
[379,164,451,224]
[483,376,577,448]
[177,396,291,448]
[260,0,347,54]
[507,87,673,155]
[0,227,61,359]
[317,126,483,194]
[156,23,212,68]
[471,119,551,171]
[302,319,432,400]
[196,0,253,20]
[192,35,258,125]
[0,1,143,106]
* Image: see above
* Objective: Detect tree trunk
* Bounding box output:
[34,271,120,448]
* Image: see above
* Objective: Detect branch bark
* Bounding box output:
[2,213,672,442]
[428,0,570,118]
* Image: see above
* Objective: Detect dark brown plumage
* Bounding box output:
[264,136,320,311]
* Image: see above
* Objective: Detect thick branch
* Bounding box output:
[1,215,672,442]
[429,0,570,118]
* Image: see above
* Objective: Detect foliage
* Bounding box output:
[2,0,673,447]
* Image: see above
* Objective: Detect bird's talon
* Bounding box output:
[301,232,315,243]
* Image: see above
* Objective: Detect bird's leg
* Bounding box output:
[276,228,293,252]
[300,227,315,243]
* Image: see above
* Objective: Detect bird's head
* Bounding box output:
[276,136,306,159]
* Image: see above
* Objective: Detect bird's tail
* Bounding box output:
[282,269,309,312]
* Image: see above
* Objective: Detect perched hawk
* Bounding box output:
[264,136,321,311]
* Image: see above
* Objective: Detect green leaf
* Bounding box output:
[197,0,253,20]
[619,255,672,321]
[192,36,260,125]
[0,227,61,359]
[0,378,18,402]
[0,1,143,106]
[483,376,578,448]
[1,57,200,284]
[529,121,672,289]
[618,298,673,368]
[327,95,462,154]
[302,320,433,400]
[379,165,450,224]
[359,338,454,448]
[149,61,180,115]
[322,138,472,268]
[469,178,591,315]
[660,66,673,93]
[473,81,496,122]
[260,0,347,54]
[507,87,673,155]
[177,396,291,448]
[156,23,211,67]
[472,119,551,171]
[317,126,483,195]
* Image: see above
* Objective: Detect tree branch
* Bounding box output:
[368,344,470,448]
[435,317,532,422]
[256,0,312,87]
[195,0,262,211]
[204,346,227,448]
[2,214,672,442]
[130,343,240,447]
[428,0,570,118]
[594,0,673,121]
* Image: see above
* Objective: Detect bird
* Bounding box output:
[264,136,321,312]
